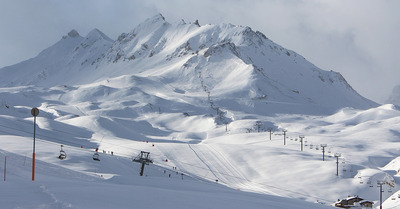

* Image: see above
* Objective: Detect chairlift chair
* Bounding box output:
[93,152,100,161]
[58,145,67,160]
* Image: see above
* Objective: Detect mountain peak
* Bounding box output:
[152,13,165,22]
[0,15,377,114]
[62,29,82,40]
[68,29,80,38]
[86,28,113,42]
[141,13,166,25]
[126,13,168,36]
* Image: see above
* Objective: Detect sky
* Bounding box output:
[0,0,399,103]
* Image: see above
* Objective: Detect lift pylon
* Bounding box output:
[133,151,153,176]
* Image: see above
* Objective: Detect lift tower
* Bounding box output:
[133,151,153,176]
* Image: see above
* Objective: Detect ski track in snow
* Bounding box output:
[185,143,279,196]
[39,184,77,209]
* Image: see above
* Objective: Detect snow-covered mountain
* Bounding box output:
[387,84,400,105]
[0,14,376,116]
[2,14,398,209]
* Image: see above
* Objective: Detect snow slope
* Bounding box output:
[0,14,397,209]
[0,14,376,115]
[1,101,400,208]
[0,135,333,209]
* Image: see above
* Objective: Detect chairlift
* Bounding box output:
[58,145,67,160]
[93,152,100,161]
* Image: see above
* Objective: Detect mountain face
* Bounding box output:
[387,85,400,105]
[0,14,376,116]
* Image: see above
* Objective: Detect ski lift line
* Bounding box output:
[0,130,99,156]
[0,123,33,135]
[0,116,343,202]
[0,117,342,163]
[0,125,174,164]
[0,131,138,162]
[1,116,91,139]
[0,130,335,204]
[0,118,133,149]
[0,129,163,161]
[0,122,88,145]
[0,122,147,154]
[6,117,321,154]
[0,123,87,147]
[0,123,348,173]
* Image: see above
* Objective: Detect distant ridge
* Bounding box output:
[0,14,377,115]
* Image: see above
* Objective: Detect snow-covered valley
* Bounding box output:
[0,14,399,209]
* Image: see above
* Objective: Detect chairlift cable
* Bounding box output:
[0,117,338,203]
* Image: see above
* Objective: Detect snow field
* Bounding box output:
[0,13,398,209]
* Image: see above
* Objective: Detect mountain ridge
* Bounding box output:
[0,14,377,115]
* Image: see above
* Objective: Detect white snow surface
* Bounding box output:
[0,14,398,209]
